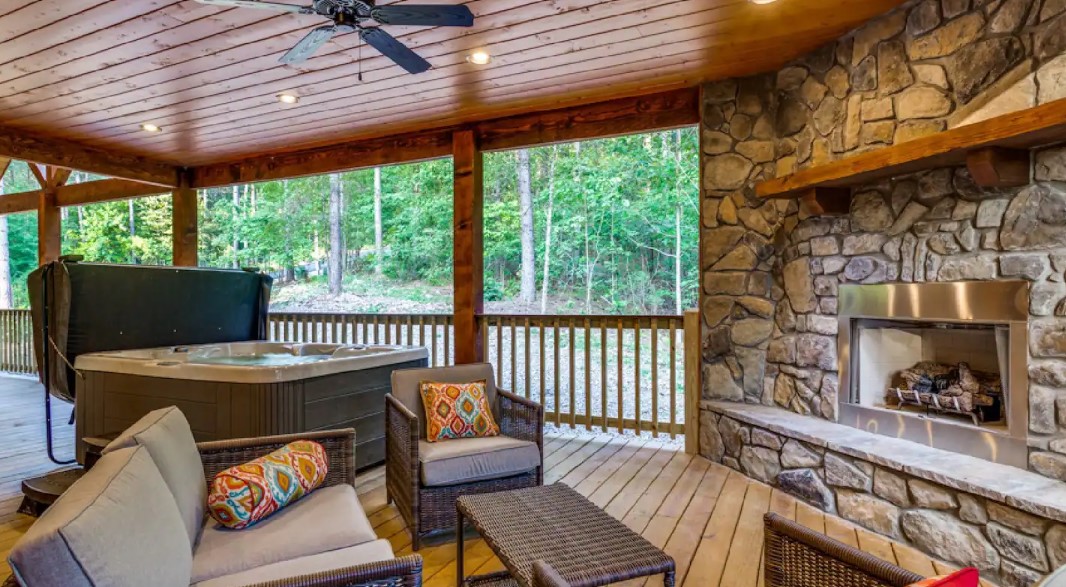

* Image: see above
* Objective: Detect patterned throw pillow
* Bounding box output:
[420,380,501,442]
[207,440,328,530]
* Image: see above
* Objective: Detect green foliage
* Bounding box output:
[0,128,699,314]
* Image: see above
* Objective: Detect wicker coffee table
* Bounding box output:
[456,483,675,587]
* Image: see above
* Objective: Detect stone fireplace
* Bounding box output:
[837,281,1030,467]
[695,0,1066,583]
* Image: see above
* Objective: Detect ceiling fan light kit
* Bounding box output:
[194,0,474,74]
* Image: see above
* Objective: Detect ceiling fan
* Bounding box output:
[194,0,474,73]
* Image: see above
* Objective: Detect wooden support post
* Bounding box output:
[798,187,853,217]
[172,174,198,267]
[37,186,60,266]
[31,164,68,266]
[453,130,484,364]
[683,309,700,455]
[966,147,1030,188]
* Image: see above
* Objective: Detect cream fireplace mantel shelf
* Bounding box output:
[702,400,1066,524]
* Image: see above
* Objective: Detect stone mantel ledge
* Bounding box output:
[703,401,1066,524]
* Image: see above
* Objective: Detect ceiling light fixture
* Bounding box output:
[277,93,300,104]
[749,0,779,3]
[466,51,491,65]
[140,123,162,133]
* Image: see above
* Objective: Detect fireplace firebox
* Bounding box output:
[837,281,1030,468]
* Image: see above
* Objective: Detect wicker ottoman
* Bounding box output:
[456,483,675,587]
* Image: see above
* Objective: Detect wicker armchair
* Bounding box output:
[386,363,544,550]
[764,513,924,587]
[197,429,424,587]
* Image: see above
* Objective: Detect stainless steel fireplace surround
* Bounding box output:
[837,281,1030,468]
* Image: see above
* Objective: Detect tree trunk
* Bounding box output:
[0,175,12,308]
[374,166,384,276]
[282,180,296,282]
[540,146,557,314]
[517,148,535,304]
[231,185,240,268]
[128,199,137,264]
[328,173,344,295]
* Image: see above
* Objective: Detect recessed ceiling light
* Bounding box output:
[749,0,779,3]
[466,51,491,65]
[141,123,162,133]
[277,93,299,104]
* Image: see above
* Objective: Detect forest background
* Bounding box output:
[0,128,699,316]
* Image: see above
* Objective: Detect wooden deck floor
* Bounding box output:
[0,375,964,585]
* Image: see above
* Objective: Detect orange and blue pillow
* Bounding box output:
[207,440,328,530]
[420,380,500,442]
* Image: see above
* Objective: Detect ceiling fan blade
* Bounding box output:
[359,27,431,74]
[194,0,315,14]
[280,25,336,64]
[369,4,474,26]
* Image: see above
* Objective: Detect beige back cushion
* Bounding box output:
[8,446,192,587]
[390,363,497,437]
[104,406,206,547]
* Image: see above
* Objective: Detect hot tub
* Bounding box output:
[74,341,429,468]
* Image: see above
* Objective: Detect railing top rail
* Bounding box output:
[478,313,683,320]
[269,312,453,319]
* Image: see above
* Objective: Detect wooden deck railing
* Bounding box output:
[267,312,457,367]
[269,311,692,439]
[0,309,35,375]
[0,309,696,442]
[478,314,686,439]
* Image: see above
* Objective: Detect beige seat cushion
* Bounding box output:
[8,446,191,587]
[104,406,206,547]
[419,435,540,486]
[191,539,394,587]
[391,363,498,437]
[191,484,377,583]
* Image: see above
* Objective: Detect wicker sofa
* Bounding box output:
[386,363,544,550]
[7,407,422,587]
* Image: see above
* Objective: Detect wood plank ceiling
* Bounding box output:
[0,0,905,167]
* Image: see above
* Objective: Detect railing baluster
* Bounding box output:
[616,318,623,435]
[651,318,659,439]
[496,317,503,384]
[430,316,438,367]
[553,318,560,427]
[600,320,607,432]
[669,318,678,440]
[568,318,575,428]
[634,320,642,436]
[523,317,531,398]
[584,318,591,431]
[539,320,546,409]
[510,318,517,393]
[480,316,489,368]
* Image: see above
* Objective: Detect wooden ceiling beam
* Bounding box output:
[0,178,170,215]
[0,125,180,187]
[476,88,699,152]
[0,192,36,215]
[189,88,699,188]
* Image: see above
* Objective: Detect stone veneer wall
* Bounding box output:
[698,0,1066,479]
[703,406,1066,586]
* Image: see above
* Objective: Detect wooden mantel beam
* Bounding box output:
[0,125,180,187]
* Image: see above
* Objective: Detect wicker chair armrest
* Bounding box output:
[240,554,423,587]
[497,389,544,447]
[198,429,356,488]
[763,513,924,587]
[532,561,571,587]
[385,394,419,476]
